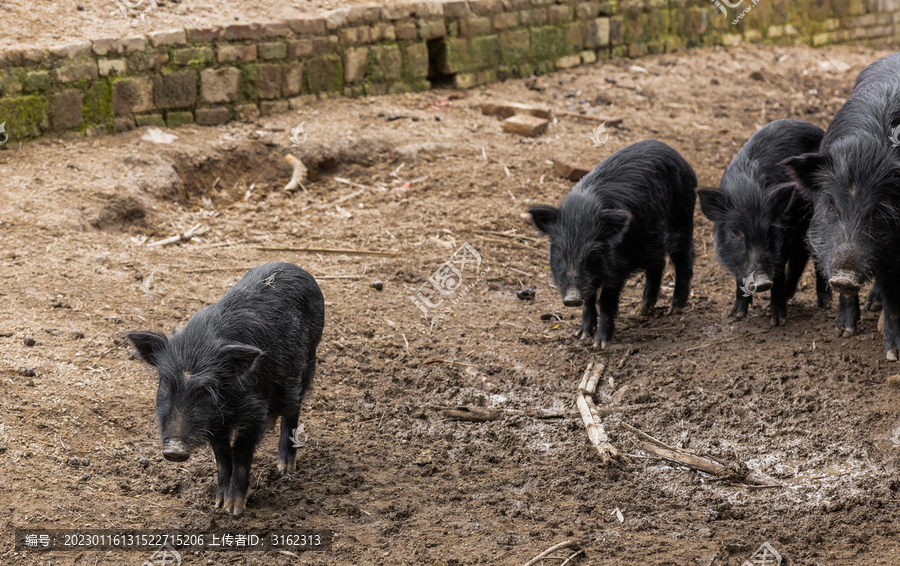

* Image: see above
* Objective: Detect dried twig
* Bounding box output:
[577,362,629,465]
[147,223,207,247]
[255,246,398,258]
[283,154,308,193]
[560,549,585,566]
[684,328,772,353]
[554,110,623,126]
[522,541,580,566]
[620,422,698,455]
[637,441,727,476]
[442,407,499,422]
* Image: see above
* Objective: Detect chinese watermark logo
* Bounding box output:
[889,424,900,448]
[141,542,182,566]
[740,271,758,297]
[289,424,308,448]
[290,122,307,146]
[742,542,781,566]
[589,122,609,147]
[409,242,490,326]
[0,122,8,146]
[711,0,762,25]
[889,123,900,148]
[113,0,159,23]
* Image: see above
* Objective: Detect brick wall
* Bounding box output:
[1,0,897,143]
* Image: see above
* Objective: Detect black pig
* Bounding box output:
[127,262,325,514]
[529,140,696,349]
[783,52,900,359]
[698,119,830,325]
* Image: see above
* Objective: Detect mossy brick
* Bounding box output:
[471,35,502,68]
[404,43,429,79]
[312,36,339,54]
[471,0,501,15]
[438,38,468,74]
[493,12,518,29]
[262,22,291,38]
[25,72,50,93]
[609,15,625,44]
[366,45,403,81]
[223,23,265,41]
[113,77,153,114]
[260,100,290,116]
[529,27,567,61]
[520,9,549,26]
[82,80,113,128]
[240,64,260,101]
[98,59,127,77]
[154,71,197,110]
[218,45,257,63]
[258,42,288,60]
[128,52,169,72]
[122,36,148,53]
[135,114,166,127]
[166,111,194,127]
[114,117,136,132]
[454,72,478,89]
[54,63,98,83]
[388,81,411,95]
[172,47,214,66]
[49,89,84,131]
[586,17,611,47]
[1,70,23,97]
[447,20,460,37]
[0,95,47,140]
[566,23,587,52]
[460,16,493,37]
[187,28,223,43]
[395,22,418,40]
[200,67,241,103]
[581,50,597,63]
[284,62,304,95]
[258,64,282,99]
[288,40,314,59]
[235,103,260,122]
[195,107,230,126]
[549,5,574,23]
[304,55,343,93]
[501,30,530,63]
[92,38,125,56]
[288,17,327,35]
[577,2,602,18]
[344,47,369,84]
[49,42,92,61]
[417,19,448,40]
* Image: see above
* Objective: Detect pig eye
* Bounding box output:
[730,229,744,241]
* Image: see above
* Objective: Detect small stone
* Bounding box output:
[24,337,36,347]
[749,71,764,81]
[80,458,90,467]
[501,114,549,137]
[460,331,466,337]
[516,288,536,301]
[564,91,576,98]
[69,457,80,466]
[80,474,91,482]
[70,330,85,340]
[387,114,406,121]
[595,93,611,106]
[77,4,84,9]
[435,115,441,121]
[23,368,35,377]
[371,280,384,291]
[710,77,720,85]
[138,457,149,468]
[412,115,419,121]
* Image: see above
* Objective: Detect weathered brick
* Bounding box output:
[196,107,230,126]
[54,63,98,83]
[305,55,342,93]
[454,72,478,88]
[260,100,290,116]
[288,17,327,35]
[172,47,214,65]
[415,0,444,17]
[155,71,197,109]
[258,42,287,60]
[548,5,573,23]
[262,22,291,38]
[344,47,370,84]
[373,23,396,41]
[114,117,136,132]
[128,52,169,72]
[92,38,125,56]
[283,62,304,95]
[443,1,471,19]
[556,54,581,68]
[325,8,349,29]
[288,39,315,58]
[493,12,518,29]
[367,45,403,81]
[223,23,264,41]
[187,28,223,42]
[148,29,187,47]
[113,77,153,114]
[418,19,448,39]
[122,36,147,54]
[313,36,339,53]
[49,89,84,131]
[581,50,597,64]
[470,0,501,15]
[235,103,260,122]
[49,42,92,60]
[405,43,429,78]
[382,4,415,20]
[395,22,419,40]
[501,29,530,62]
[258,64,282,99]
[166,111,194,128]
[577,2,601,19]
[520,8,548,26]
[586,17,611,47]
[218,44,257,63]
[24,72,51,93]
[98,59,127,77]
[135,114,166,127]
[480,100,551,119]
[348,5,382,24]
[289,95,316,109]
[460,15,493,36]
[200,67,241,103]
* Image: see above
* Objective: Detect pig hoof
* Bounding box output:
[634,305,651,316]
[887,349,899,361]
[277,459,296,474]
[867,299,883,312]
[215,494,224,508]
[667,306,683,316]
[232,497,246,516]
[838,327,855,338]
[595,340,608,350]
[771,315,787,327]
[223,497,234,514]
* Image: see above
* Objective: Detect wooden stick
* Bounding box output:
[577,362,629,465]
[522,541,579,566]
[147,223,207,247]
[422,359,476,367]
[560,549,585,566]
[283,154,308,193]
[637,442,727,476]
[620,422,698,455]
[555,110,623,126]
[255,246,398,258]
[442,407,499,422]
[427,403,566,420]
[315,188,366,210]
[684,328,772,353]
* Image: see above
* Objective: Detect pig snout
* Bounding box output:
[162,439,190,462]
[562,292,584,307]
[829,271,862,296]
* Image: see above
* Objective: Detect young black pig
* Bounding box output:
[782,52,900,359]
[528,140,696,349]
[698,119,829,325]
[127,262,325,515]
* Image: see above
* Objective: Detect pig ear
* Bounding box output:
[768,183,796,216]
[596,209,632,244]
[221,344,264,379]
[697,188,729,222]
[126,331,168,367]
[780,153,829,192]
[527,205,559,235]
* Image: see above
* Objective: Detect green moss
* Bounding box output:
[82,78,114,132]
[166,111,194,127]
[239,63,260,101]
[0,95,48,141]
[530,27,567,62]
[303,55,343,94]
[135,114,165,127]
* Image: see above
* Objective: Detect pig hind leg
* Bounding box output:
[595,284,623,349]
[667,235,693,315]
[881,282,900,360]
[782,245,809,302]
[278,411,301,474]
[835,293,860,337]
[812,258,832,309]
[635,259,664,316]
[770,269,788,326]
[866,280,883,312]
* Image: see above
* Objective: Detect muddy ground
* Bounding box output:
[1,43,900,566]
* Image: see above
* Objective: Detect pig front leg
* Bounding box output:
[835,293,860,338]
[595,284,623,350]
[210,436,233,511]
[575,289,598,340]
[224,424,266,516]
[730,279,752,318]
[880,280,900,360]
[866,280,883,312]
[769,271,788,326]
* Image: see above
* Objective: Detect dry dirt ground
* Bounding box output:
[0,0,415,50]
[2,43,900,566]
